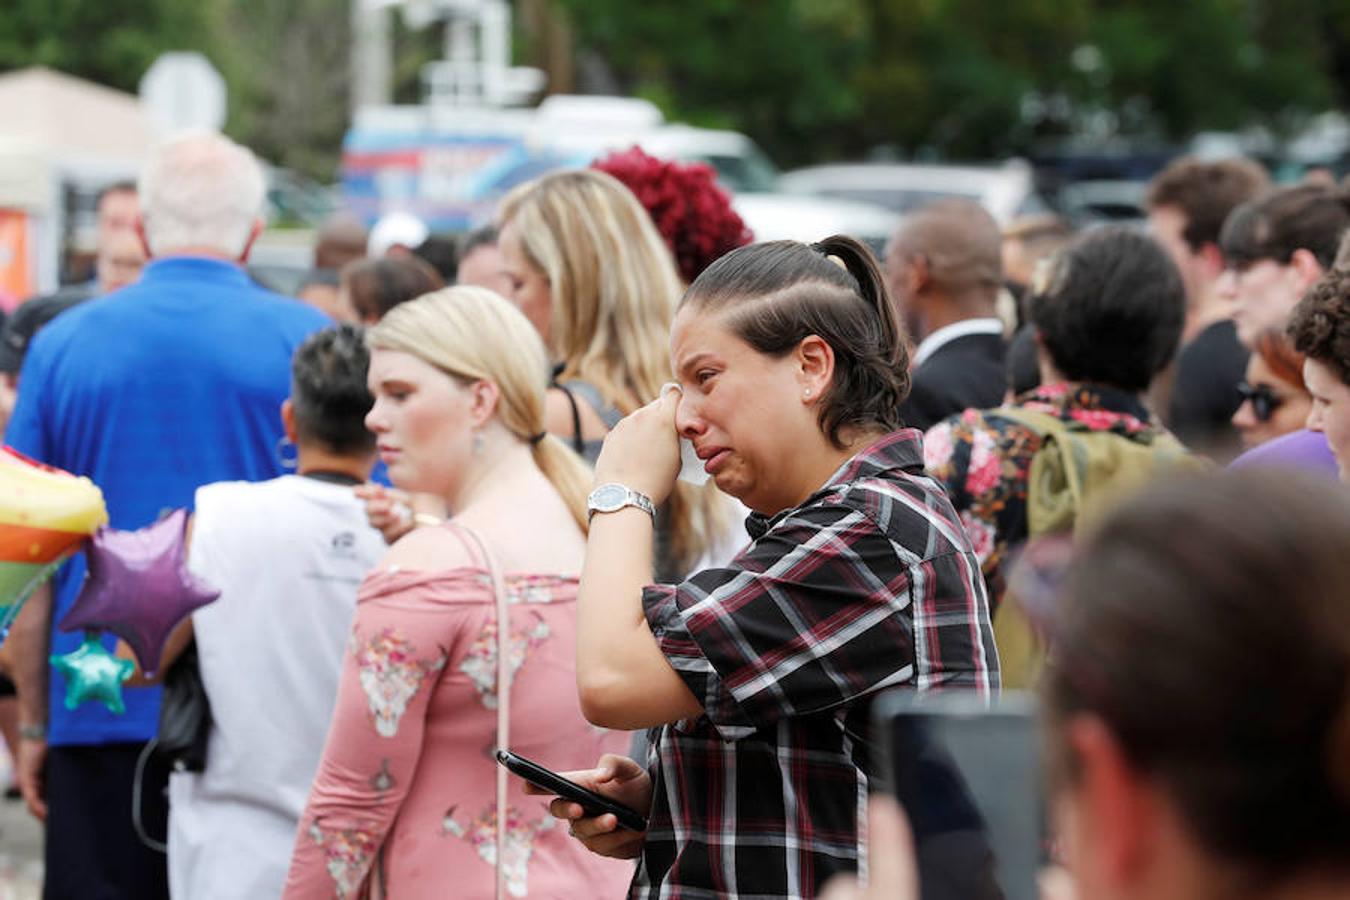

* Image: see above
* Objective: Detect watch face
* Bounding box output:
[590,483,629,511]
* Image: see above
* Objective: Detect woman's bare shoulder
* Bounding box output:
[378,524,478,573]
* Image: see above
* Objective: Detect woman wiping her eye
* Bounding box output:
[524,235,998,899]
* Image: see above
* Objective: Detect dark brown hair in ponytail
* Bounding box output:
[681,235,910,447]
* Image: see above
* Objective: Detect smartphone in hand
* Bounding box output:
[496,750,649,832]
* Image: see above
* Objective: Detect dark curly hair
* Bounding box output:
[1288,266,1350,386]
[681,235,909,448]
[592,147,753,284]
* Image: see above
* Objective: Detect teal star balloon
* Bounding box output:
[50,631,134,714]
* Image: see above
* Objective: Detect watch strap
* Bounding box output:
[587,484,656,521]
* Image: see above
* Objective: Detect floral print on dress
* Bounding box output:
[458,612,551,710]
[441,803,556,898]
[964,427,1001,496]
[512,579,560,605]
[355,627,448,737]
[959,509,998,564]
[307,817,381,899]
[924,382,1167,610]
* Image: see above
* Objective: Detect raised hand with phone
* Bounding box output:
[559,238,998,898]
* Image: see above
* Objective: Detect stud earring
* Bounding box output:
[803,389,812,399]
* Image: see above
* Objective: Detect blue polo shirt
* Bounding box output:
[5,257,329,746]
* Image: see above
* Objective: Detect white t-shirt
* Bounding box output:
[167,475,386,900]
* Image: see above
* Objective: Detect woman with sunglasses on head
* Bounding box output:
[1230,328,1312,450]
[529,236,998,899]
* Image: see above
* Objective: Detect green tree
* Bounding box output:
[555,0,1342,166]
[0,0,214,94]
[209,0,352,181]
[551,0,871,167]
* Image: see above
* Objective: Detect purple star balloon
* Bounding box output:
[57,509,219,677]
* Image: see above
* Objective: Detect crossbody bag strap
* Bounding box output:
[456,524,511,900]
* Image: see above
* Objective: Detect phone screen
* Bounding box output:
[875,692,1043,900]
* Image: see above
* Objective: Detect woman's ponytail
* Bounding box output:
[812,234,908,372]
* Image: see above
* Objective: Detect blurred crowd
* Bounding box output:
[0,130,1346,900]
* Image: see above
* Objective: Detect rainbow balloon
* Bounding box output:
[0,448,107,640]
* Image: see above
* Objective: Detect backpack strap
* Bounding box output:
[991,406,1084,536]
[988,405,1203,689]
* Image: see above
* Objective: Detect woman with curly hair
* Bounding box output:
[1288,265,1350,482]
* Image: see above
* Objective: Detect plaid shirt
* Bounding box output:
[635,430,998,899]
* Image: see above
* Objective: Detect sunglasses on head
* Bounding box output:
[1236,381,1285,422]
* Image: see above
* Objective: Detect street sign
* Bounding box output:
[139,52,228,135]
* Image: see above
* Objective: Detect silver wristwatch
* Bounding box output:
[587,483,656,522]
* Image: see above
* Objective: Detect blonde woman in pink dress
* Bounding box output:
[283,287,634,899]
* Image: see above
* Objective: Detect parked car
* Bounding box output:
[342,96,899,247]
[778,160,1047,224]
[1055,179,1147,227]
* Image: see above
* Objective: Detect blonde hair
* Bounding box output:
[498,169,679,410]
[367,286,594,532]
[497,168,724,575]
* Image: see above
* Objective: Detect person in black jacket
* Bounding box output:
[1146,156,1268,461]
[884,199,1008,431]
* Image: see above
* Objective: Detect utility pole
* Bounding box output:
[350,0,393,114]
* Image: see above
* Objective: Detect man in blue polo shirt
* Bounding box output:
[5,132,328,898]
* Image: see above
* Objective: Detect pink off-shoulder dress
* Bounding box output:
[282,534,634,899]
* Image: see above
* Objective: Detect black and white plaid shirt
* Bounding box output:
[631,431,999,899]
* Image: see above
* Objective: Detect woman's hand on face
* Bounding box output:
[522,754,652,860]
[355,483,415,545]
[593,387,682,505]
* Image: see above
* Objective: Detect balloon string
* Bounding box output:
[132,738,168,854]
[0,559,62,647]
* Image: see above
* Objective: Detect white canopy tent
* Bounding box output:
[0,67,153,293]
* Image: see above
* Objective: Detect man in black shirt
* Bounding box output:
[885,199,1008,431]
[1147,157,1269,460]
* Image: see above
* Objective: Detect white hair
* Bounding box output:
[137,132,266,258]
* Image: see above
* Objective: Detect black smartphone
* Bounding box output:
[873,691,1044,900]
[495,749,649,832]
